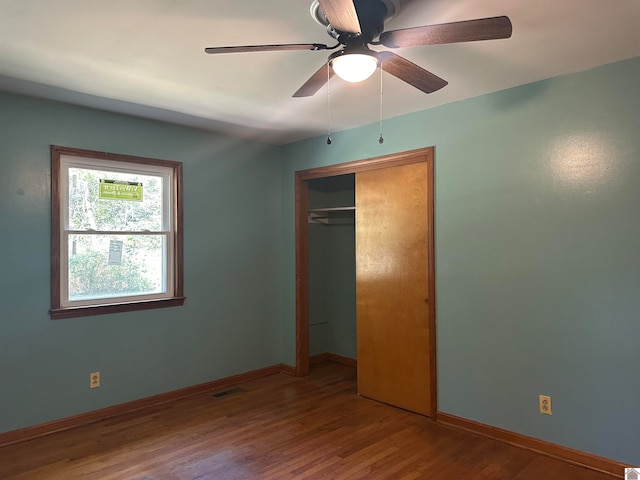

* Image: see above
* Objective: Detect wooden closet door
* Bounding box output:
[356,161,432,416]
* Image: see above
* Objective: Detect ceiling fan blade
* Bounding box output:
[205,43,331,54]
[380,16,512,48]
[376,51,447,94]
[293,63,334,97]
[317,0,361,34]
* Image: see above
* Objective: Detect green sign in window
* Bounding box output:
[99,180,143,202]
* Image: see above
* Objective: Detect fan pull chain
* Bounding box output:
[378,62,384,144]
[326,62,332,145]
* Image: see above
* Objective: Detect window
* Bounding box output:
[51,146,184,319]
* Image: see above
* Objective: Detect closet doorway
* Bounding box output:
[295,147,437,417]
[307,174,357,364]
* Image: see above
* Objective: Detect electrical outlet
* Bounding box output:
[539,394,552,415]
[90,372,101,389]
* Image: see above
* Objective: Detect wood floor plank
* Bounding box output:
[0,363,615,479]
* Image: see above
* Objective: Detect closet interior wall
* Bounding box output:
[307,174,356,360]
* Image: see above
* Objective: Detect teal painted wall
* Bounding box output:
[0,93,283,433]
[308,223,329,355]
[280,57,640,464]
[322,223,356,359]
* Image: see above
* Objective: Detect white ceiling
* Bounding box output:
[1,0,638,144]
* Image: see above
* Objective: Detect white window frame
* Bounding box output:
[51,146,185,319]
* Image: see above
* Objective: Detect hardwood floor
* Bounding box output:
[0,363,615,479]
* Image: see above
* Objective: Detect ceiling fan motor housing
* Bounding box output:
[353,0,388,42]
[315,0,392,43]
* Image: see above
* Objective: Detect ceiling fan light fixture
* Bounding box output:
[330,52,379,83]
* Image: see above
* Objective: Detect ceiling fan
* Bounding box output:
[205,0,512,98]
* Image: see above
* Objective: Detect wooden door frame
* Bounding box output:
[294,147,438,416]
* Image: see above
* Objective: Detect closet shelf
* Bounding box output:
[308,206,355,225]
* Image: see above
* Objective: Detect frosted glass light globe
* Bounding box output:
[331,54,378,83]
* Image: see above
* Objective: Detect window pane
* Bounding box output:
[68,167,164,231]
[68,234,166,301]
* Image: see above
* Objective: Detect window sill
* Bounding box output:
[50,296,186,320]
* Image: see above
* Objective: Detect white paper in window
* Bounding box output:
[108,240,123,265]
